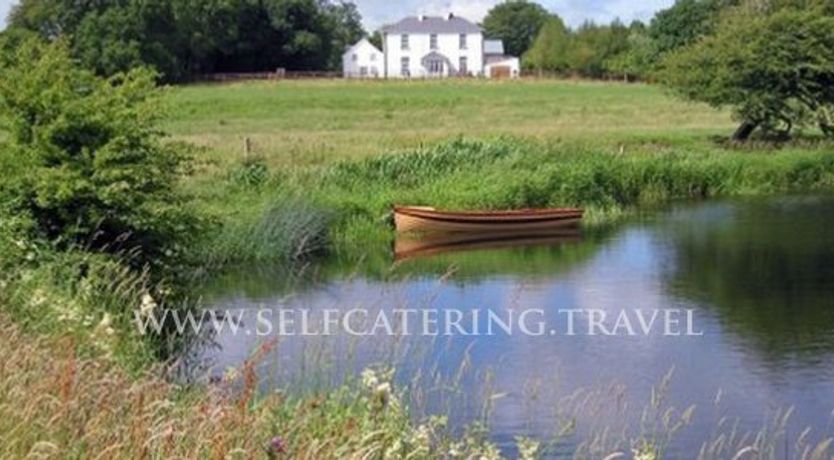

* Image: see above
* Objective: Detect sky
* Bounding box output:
[0,0,12,30]
[354,0,676,30]
[0,0,675,32]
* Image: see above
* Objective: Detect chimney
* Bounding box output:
[418,14,425,21]
[447,12,454,20]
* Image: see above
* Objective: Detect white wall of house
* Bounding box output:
[342,39,383,78]
[383,31,483,78]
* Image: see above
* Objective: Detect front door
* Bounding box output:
[427,59,444,76]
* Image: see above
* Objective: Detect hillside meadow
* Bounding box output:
[166,79,736,169]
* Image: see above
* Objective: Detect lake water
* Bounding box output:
[200,196,834,458]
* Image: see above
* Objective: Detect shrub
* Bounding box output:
[0,38,201,269]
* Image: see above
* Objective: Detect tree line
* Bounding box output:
[3,0,833,140]
[482,0,834,139]
[2,0,365,82]
[479,0,737,80]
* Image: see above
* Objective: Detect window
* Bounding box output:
[459,56,468,75]
[401,57,410,76]
[428,60,443,74]
[459,34,467,49]
[401,34,409,50]
[430,34,438,50]
[370,53,376,61]
[351,53,357,62]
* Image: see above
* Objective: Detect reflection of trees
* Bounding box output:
[666,199,834,363]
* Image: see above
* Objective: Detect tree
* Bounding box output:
[0,39,201,266]
[523,15,570,73]
[368,30,383,50]
[325,1,365,69]
[482,0,549,57]
[566,20,630,78]
[649,0,734,56]
[660,3,834,140]
[6,0,367,80]
[606,27,656,81]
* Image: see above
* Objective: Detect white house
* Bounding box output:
[342,38,383,78]
[359,13,518,79]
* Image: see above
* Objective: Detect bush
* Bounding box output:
[0,38,201,269]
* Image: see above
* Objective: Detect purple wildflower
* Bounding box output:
[269,436,286,454]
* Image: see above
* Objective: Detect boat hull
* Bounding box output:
[394,206,584,233]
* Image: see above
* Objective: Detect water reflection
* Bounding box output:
[199,197,834,457]
[664,197,834,370]
[393,229,582,261]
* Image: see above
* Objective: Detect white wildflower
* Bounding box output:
[30,289,47,307]
[384,438,403,459]
[478,442,502,460]
[515,436,540,460]
[361,368,379,390]
[409,423,432,452]
[99,313,112,329]
[448,441,464,458]
[632,441,658,460]
[140,293,157,316]
[375,382,392,397]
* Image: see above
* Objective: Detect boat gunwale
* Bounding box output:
[394,206,584,219]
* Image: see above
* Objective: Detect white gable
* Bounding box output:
[342,38,383,78]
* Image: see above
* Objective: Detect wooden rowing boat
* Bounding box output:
[394,206,584,233]
[394,229,582,260]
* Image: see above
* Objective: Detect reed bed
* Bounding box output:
[196,137,834,263]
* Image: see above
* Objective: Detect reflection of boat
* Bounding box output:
[394,229,582,260]
[394,206,584,233]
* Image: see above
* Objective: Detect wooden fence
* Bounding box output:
[195,69,342,82]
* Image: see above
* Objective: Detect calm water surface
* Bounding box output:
[200,196,834,457]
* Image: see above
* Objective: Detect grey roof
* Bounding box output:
[484,39,504,55]
[381,15,481,34]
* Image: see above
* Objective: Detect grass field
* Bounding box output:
[161,79,834,265]
[166,79,736,168]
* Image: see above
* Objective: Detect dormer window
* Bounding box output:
[430,34,438,50]
[401,34,409,50]
[459,34,466,49]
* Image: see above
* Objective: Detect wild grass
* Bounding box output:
[0,316,509,459]
[197,137,834,264]
[4,315,833,459]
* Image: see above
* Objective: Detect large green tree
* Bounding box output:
[660,2,834,140]
[6,0,367,81]
[522,15,570,72]
[482,0,550,57]
[648,0,734,56]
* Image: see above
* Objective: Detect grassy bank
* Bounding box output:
[196,137,834,265]
[0,316,510,459]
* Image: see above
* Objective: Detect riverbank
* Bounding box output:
[0,315,512,459]
[194,137,834,266]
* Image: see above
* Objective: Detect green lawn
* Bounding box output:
[166,79,736,168]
